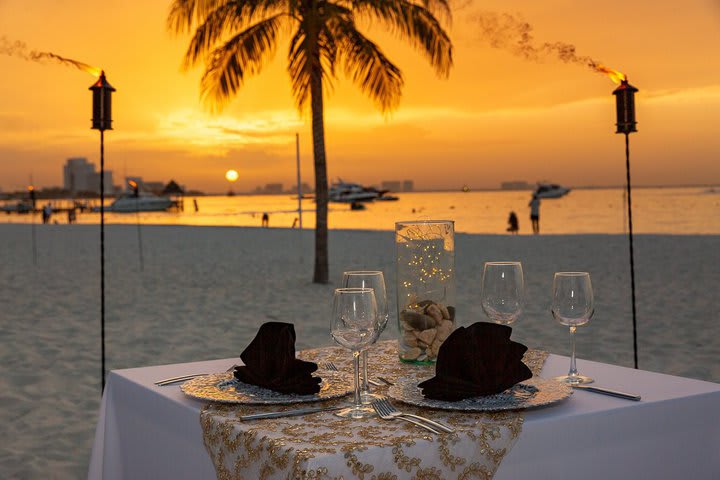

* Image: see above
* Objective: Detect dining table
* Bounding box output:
[88,340,720,479]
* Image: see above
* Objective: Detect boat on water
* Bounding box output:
[534,183,571,199]
[0,201,33,213]
[96,192,174,213]
[375,194,399,201]
[329,180,383,203]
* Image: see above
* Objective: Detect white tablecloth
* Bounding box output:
[88,353,720,479]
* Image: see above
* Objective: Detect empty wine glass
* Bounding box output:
[551,272,595,385]
[330,288,379,418]
[481,262,524,325]
[342,271,388,402]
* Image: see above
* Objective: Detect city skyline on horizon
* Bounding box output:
[2,153,714,197]
[1,0,720,193]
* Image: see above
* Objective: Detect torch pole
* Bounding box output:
[100,130,106,392]
[135,198,145,272]
[624,133,638,369]
[30,179,37,266]
[296,133,303,230]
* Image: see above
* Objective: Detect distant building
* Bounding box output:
[264,183,283,194]
[89,171,114,195]
[63,157,113,194]
[143,182,165,195]
[381,180,401,192]
[501,181,533,190]
[380,180,414,192]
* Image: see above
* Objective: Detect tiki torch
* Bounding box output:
[90,71,115,391]
[613,76,639,369]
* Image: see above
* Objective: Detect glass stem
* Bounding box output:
[352,350,361,409]
[361,349,370,393]
[568,326,578,378]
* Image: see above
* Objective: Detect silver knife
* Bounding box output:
[240,405,346,420]
[154,373,208,386]
[573,384,641,401]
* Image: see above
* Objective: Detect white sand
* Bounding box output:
[0,224,718,478]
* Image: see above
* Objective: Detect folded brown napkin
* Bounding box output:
[417,322,532,401]
[233,322,322,395]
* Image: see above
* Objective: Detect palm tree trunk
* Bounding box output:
[310,70,329,284]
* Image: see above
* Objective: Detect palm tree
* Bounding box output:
[167,0,453,283]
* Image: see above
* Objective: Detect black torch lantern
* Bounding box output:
[90,70,115,393]
[613,80,638,134]
[613,78,639,369]
[90,71,115,131]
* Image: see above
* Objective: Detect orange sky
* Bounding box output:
[1,0,719,193]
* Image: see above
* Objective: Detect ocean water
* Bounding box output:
[2,186,719,234]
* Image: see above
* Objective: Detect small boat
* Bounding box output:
[97,193,174,213]
[375,193,399,201]
[534,183,570,199]
[329,180,381,203]
[0,201,33,214]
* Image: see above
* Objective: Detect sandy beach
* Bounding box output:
[0,223,718,478]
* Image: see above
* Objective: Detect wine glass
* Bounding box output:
[481,262,524,325]
[551,272,595,385]
[330,287,379,418]
[342,271,388,402]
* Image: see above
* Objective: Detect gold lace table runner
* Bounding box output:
[201,340,548,480]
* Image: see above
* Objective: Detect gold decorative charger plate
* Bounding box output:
[181,371,352,404]
[387,376,572,412]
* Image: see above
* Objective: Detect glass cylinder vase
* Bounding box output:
[395,220,456,364]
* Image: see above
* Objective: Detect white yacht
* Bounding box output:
[99,193,174,213]
[534,183,571,199]
[328,180,381,203]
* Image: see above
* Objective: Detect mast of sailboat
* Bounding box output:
[295,133,303,230]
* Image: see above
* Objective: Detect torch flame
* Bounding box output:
[128,180,138,188]
[1,36,101,77]
[41,52,101,77]
[593,63,626,84]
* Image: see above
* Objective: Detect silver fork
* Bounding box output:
[322,362,339,371]
[373,397,455,433]
[155,364,238,386]
[323,361,383,387]
[372,400,440,434]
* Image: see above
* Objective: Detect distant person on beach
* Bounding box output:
[507,211,519,234]
[262,212,269,228]
[42,204,52,224]
[67,208,76,224]
[529,194,540,234]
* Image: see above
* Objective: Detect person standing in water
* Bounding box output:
[529,194,540,234]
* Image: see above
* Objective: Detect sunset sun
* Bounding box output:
[225,169,239,182]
